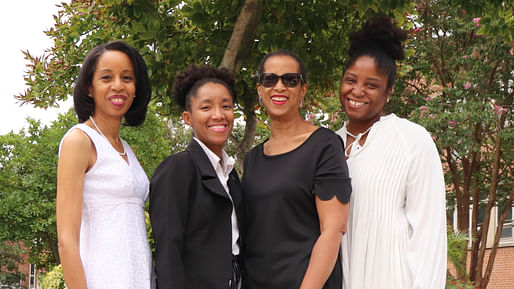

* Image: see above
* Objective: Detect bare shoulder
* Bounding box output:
[59,128,93,160]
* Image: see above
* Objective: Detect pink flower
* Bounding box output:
[424,96,431,101]
[458,140,462,144]
[432,135,436,141]
[493,104,507,116]
[473,17,481,27]
[462,55,468,59]
[428,114,436,119]
[464,81,472,89]
[306,113,316,124]
[412,27,421,34]
[448,120,457,127]
[472,47,480,58]
[419,106,429,117]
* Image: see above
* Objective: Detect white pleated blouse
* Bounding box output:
[336,114,447,289]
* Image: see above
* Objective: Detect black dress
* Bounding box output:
[242,127,352,289]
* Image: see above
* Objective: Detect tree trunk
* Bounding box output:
[218,0,262,171]
[481,188,514,288]
[476,112,508,289]
[235,98,257,171]
[219,0,262,74]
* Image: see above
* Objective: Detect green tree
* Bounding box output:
[0,108,172,268]
[17,0,411,169]
[402,1,513,288]
[0,242,26,287]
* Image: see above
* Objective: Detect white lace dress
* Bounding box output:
[60,124,156,289]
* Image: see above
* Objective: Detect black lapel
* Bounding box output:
[228,170,242,210]
[186,139,230,200]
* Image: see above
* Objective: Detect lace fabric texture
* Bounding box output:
[62,124,155,289]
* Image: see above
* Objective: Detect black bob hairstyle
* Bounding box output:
[73,40,151,126]
[257,49,307,84]
[172,64,236,111]
[344,13,408,90]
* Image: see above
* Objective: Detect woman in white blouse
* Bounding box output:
[335,14,447,289]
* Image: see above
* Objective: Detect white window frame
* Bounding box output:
[29,264,36,289]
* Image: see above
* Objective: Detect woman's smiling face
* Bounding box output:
[257,55,307,120]
[339,55,392,129]
[182,82,234,156]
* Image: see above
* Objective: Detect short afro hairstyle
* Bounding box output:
[73,40,151,126]
[172,64,236,111]
[345,13,408,89]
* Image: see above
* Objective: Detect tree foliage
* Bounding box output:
[0,108,173,268]
[401,1,513,288]
[38,264,66,289]
[17,0,412,168]
[0,242,26,287]
[10,1,513,286]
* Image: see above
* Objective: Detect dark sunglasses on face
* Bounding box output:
[259,73,304,88]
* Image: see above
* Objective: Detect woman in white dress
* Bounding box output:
[56,41,155,289]
[335,14,447,289]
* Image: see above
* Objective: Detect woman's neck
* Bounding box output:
[346,113,386,136]
[89,114,122,140]
[269,115,309,140]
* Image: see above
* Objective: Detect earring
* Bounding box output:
[386,98,390,103]
[133,94,137,98]
[258,96,263,106]
[300,98,304,108]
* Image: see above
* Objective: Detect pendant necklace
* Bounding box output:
[89,116,126,156]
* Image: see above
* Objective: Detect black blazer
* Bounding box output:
[149,140,243,289]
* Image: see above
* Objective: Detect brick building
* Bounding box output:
[449,205,514,289]
[0,242,40,289]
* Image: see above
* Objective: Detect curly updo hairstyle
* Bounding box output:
[73,40,151,126]
[345,13,408,89]
[172,65,236,111]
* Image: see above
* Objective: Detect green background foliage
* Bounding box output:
[1,0,512,288]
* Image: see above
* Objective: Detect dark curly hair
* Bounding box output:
[172,65,236,111]
[345,13,408,89]
[73,40,151,126]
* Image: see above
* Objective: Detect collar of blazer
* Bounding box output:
[185,139,235,201]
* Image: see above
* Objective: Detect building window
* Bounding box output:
[29,264,36,289]
[499,205,513,245]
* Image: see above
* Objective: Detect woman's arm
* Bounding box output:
[300,195,349,289]
[404,127,447,289]
[56,130,92,289]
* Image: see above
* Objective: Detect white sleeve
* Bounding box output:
[404,127,447,289]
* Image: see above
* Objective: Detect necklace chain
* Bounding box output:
[89,116,126,156]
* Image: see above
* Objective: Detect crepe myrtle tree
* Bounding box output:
[402,1,513,288]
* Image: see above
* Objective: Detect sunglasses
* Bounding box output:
[258,73,304,88]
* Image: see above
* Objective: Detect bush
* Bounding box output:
[38,264,65,289]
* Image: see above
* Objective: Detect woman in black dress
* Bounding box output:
[242,50,352,289]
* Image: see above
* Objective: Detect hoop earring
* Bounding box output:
[258,96,263,106]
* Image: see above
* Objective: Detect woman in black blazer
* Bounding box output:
[150,65,243,289]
